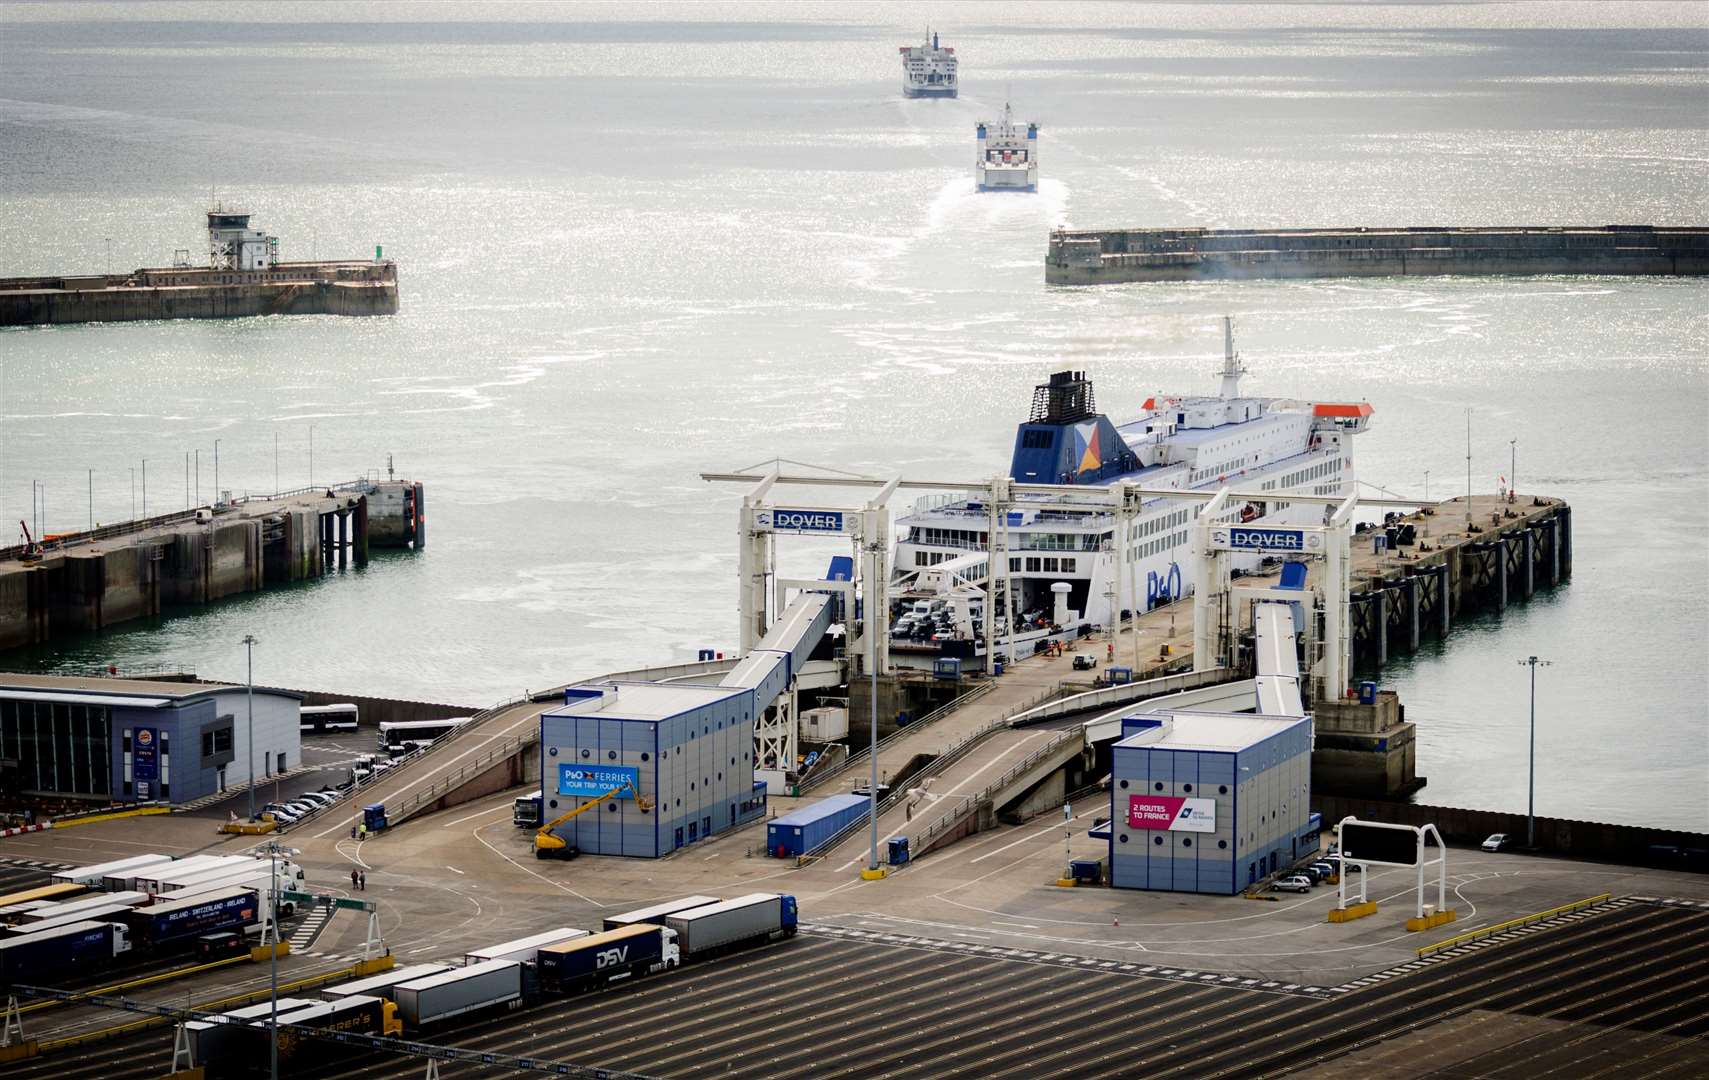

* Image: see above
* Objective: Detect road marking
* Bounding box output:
[445,865,465,875]
[990,921,1038,930]
[439,798,518,828]
[703,852,721,860]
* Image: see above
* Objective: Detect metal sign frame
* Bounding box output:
[1335,816,1447,918]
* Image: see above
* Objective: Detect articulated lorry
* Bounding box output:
[537,924,679,993]
[215,995,400,1076]
[665,893,798,958]
[0,920,128,985]
[393,960,523,1028]
[52,854,174,888]
[0,886,263,985]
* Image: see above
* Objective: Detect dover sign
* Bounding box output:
[755,509,850,535]
[1209,526,1324,553]
[1127,795,1216,833]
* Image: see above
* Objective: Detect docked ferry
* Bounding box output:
[976,103,1038,192]
[889,321,1372,661]
[899,31,957,98]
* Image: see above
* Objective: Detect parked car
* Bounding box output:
[1482,833,1511,852]
[296,791,337,809]
[1309,861,1336,879]
[1072,653,1098,671]
[1272,875,1313,893]
[1294,865,1324,884]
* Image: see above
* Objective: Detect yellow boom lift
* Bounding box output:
[534,780,653,859]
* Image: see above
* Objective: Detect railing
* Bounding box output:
[1415,893,1614,958]
[0,479,375,561]
[383,729,536,827]
[797,682,996,793]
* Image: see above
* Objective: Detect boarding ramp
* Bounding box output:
[1252,601,1305,716]
[720,592,834,701]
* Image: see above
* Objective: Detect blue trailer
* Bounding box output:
[117,887,261,949]
[767,793,871,858]
[0,920,128,985]
[537,923,679,992]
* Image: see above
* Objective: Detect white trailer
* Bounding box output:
[20,891,148,922]
[321,963,452,1002]
[53,854,173,888]
[665,893,798,957]
[134,856,254,894]
[462,927,587,966]
[393,960,522,1028]
[183,999,315,1066]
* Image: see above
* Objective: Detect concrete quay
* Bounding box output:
[0,261,399,326]
[0,478,424,650]
[1045,225,1709,284]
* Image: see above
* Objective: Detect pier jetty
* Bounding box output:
[0,478,425,650]
[0,209,398,327]
[1045,225,1709,284]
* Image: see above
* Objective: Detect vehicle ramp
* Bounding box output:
[720,592,834,701]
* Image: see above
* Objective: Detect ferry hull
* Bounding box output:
[904,87,958,98]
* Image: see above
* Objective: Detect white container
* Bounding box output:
[393,960,521,1027]
[801,707,849,742]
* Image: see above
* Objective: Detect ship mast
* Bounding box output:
[1219,315,1247,399]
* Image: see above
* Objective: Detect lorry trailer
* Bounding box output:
[665,893,798,958]
[463,927,588,966]
[537,924,679,993]
[321,963,452,1002]
[152,858,270,893]
[117,887,261,949]
[0,901,57,925]
[602,895,720,932]
[52,854,174,888]
[135,856,256,895]
[220,995,400,1076]
[0,920,128,985]
[182,998,314,1067]
[0,883,88,910]
[19,891,148,923]
[393,960,523,1028]
[7,905,135,936]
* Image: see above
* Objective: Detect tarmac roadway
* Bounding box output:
[2,895,1706,1079]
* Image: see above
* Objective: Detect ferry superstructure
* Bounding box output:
[889,321,1372,659]
[899,31,957,98]
[976,103,1038,192]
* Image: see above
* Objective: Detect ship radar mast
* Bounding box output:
[1219,315,1247,399]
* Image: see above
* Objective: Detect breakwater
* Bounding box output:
[0,260,399,326]
[1045,225,1709,284]
[0,479,425,650]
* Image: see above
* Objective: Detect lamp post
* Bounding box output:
[1424,470,1430,503]
[1509,438,1516,501]
[1518,655,1551,848]
[214,438,221,504]
[244,635,258,821]
[261,840,297,1080]
[309,425,316,488]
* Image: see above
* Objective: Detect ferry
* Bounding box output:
[888,320,1372,665]
[899,31,957,98]
[976,103,1038,192]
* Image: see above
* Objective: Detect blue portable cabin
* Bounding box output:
[767,793,871,857]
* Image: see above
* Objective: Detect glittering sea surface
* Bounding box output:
[1,3,1705,829]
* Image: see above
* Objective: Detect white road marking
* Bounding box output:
[445,865,465,875]
[439,798,518,828]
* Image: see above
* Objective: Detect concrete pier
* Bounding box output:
[0,479,424,650]
[0,261,398,326]
[1045,225,1709,284]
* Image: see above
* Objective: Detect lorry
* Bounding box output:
[602,895,720,932]
[151,862,306,915]
[392,960,522,1029]
[512,789,542,828]
[134,856,256,895]
[116,887,261,949]
[52,854,174,888]
[153,858,270,893]
[537,924,679,993]
[7,905,137,937]
[463,927,587,966]
[182,998,315,1067]
[218,995,400,1076]
[0,920,129,985]
[19,890,148,923]
[664,893,798,958]
[320,963,451,1002]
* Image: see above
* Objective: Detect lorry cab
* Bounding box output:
[197,931,247,960]
[780,894,798,934]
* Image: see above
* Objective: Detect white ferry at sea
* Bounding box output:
[888,321,1372,664]
[976,103,1038,192]
[899,31,957,98]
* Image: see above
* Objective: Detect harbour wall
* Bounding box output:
[0,261,398,326]
[1311,794,1707,869]
[0,480,424,651]
[1045,226,1709,284]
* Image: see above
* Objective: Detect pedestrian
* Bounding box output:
[358,822,368,842]
[350,868,359,890]
[350,823,357,840]
[358,870,366,891]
